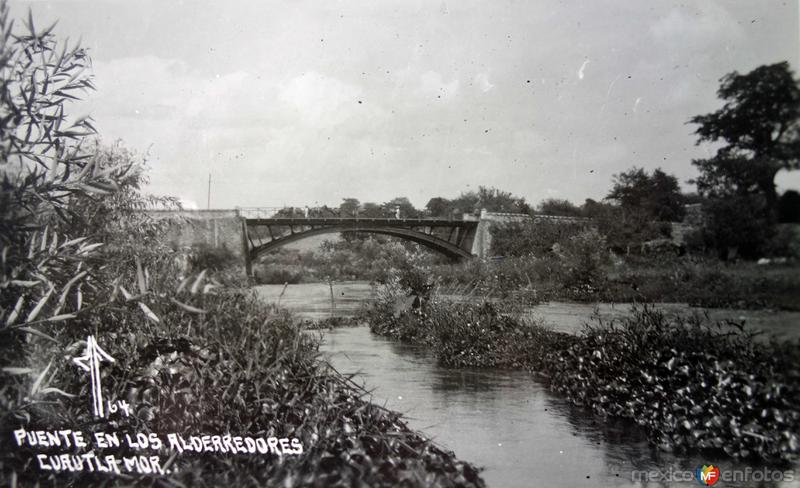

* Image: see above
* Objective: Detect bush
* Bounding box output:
[702,194,777,260]
[550,308,800,461]
[253,264,305,284]
[490,219,585,257]
[561,228,609,288]
[187,242,238,272]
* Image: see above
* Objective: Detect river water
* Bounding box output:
[255,282,800,487]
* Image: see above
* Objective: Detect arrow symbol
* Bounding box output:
[73,335,115,418]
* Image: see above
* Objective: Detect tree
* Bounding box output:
[339,197,360,217]
[360,201,383,218]
[778,190,800,223]
[702,194,773,259]
[607,167,685,222]
[382,196,420,218]
[475,186,530,213]
[425,197,453,218]
[582,199,663,254]
[537,198,582,217]
[690,62,800,216]
[449,191,480,216]
[448,186,529,215]
[690,62,800,257]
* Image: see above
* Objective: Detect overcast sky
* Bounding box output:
[11,0,800,209]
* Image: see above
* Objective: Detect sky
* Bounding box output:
[10,0,800,209]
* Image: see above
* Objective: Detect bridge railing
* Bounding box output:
[236,206,465,221]
[236,206,355,219]
[236,207,590,223]
[236,207,287,219]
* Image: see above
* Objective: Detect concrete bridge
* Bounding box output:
[151,207,558,276]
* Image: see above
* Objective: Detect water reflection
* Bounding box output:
[320,327,798,488]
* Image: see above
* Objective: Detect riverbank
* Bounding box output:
[254,282,800,342]
[2,284,486,487]
[430,257,800,311]
[360,284,800,465]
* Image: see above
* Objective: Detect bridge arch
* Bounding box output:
[249,224,473,262]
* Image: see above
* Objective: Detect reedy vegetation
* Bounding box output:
[0,5,484,486]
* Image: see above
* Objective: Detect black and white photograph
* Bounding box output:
[1,1,799,486]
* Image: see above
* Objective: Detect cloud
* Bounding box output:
[278,72,363,128]
[650,4,742,46]
[417,71,460,100]
[178,196,199,210]
[474,73,494,93]
[56,0,795,209]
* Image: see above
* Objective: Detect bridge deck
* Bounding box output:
[244,217,477,227]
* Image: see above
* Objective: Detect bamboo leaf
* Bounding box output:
[10,280,40,287]
[176,276,192,294]
[49,231,58,253]
[40,225,48,252]
[2,367,34,375]
[135,256,146,295]
[39,19,58,38]
[59,236,88,248]
[30,361,52,396]
[39,387,76,398]
[62,270,87,289]
[26,8,35,38]
[27,231,36,259]
[190,269,207,294]
[77,242,103,254]
[55,270,87,311]
[138,302,160,323]
[16,326,57,343]
[6,296,25,326]
[48,313,76,322]
[25,285,54,323]
[170,298,206,314]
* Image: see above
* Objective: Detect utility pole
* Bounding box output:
[207,173,211,209]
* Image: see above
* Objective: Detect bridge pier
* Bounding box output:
[241,219,253,277]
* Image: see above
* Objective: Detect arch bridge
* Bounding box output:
[237,207,481,276]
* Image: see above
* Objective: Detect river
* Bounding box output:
[254,281,800,341]
[255,282,800,487]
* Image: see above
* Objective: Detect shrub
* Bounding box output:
[253,264,305,284]
[187,242,238,272]
[550,308,800,461]
[0,0,144,415]
[490,219,585,257]
[561,227,610,288]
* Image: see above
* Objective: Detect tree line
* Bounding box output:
[328,62,800,260]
